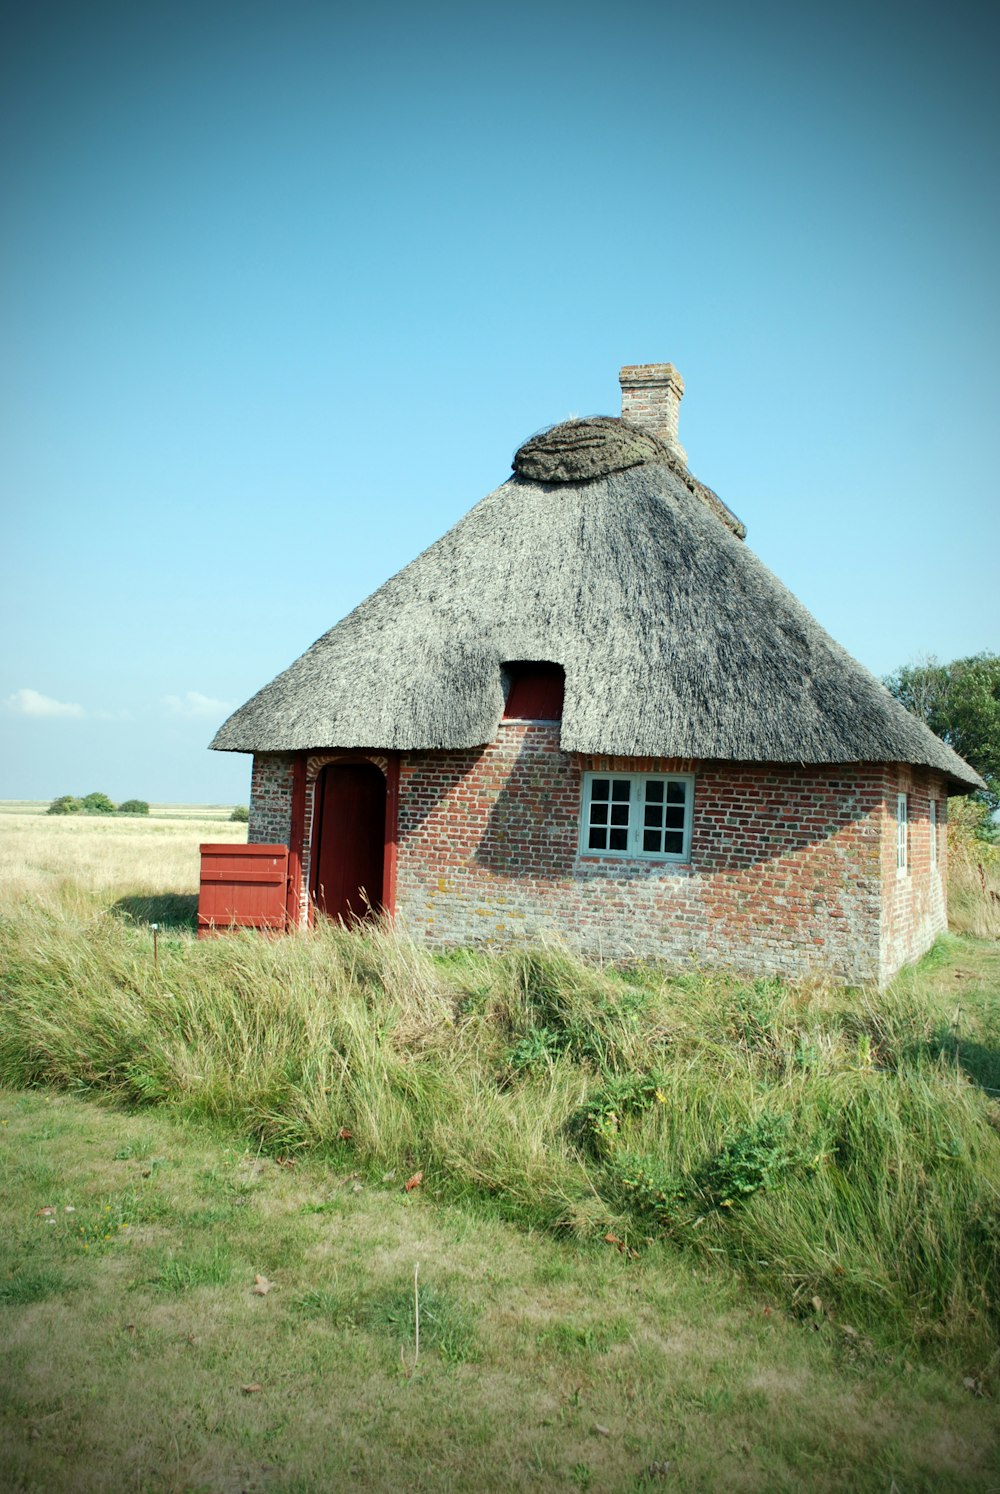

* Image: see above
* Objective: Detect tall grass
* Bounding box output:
[1,889,998,1363]
[949,830,1000,939]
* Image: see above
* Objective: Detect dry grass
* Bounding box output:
[948,831,1000,940]
[0,806,245,903]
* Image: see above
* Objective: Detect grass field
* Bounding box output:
[1,806,999,1490]
[3,1087,998,1493]
[0,802,246,902]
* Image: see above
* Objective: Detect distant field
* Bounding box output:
[0,800,239,821]
[0,802,247,902]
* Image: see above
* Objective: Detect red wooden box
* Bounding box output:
[197,843,289,936]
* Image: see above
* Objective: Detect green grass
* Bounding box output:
[291,1276,480,1363]
[1,892,999,1370]
[151,1242,235,1291]
[1,1088,998,1491]
[3,815,999,1485]
[0,1265,71,1306]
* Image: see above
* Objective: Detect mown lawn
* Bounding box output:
[2,1086,998,1493]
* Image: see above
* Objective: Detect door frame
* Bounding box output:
[294,752,399,928]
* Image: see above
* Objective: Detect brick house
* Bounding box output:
[212,364,982,984]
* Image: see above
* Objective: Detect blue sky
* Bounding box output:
[2,0,997,804]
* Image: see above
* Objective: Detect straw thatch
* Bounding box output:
[515,418,747,538]
[516,416,666,482]
[212,419,982,791]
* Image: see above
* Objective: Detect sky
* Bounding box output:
[2,0,998,805]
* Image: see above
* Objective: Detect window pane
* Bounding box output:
[584,772,691,859]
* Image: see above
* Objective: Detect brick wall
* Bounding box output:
[256,733,951,983]
[248,752,295,846]
[878,765,949,982]
[393,723,914,984]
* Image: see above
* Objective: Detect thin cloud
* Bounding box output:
[5,688,85,719]
[163,691,232,718]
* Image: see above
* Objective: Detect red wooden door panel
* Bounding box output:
[197,844,288,935]
[503,662,565,720]
[310,763,386,923]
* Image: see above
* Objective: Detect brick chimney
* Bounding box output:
[619,363,687,465]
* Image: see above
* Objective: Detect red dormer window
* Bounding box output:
[502,662,565,721]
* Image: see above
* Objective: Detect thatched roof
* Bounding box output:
[212,418,982,792]
[514,418,747,538]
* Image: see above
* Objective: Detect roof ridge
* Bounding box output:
[512,416,745,538]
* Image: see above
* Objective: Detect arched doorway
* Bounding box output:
[310,762,387,923]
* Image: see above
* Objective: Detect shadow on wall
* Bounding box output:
[111,894,198,932]
[398,746,490,841]
[475,741,881,880]
[401,737,899,883]
[474,733,580,877]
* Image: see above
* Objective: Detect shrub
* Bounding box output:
[949,793,999,846]
[229,805,249,823]
[47,795,83,815]
[82,792,116,815]
[117,800,150,816]
[697,1112,800,1206]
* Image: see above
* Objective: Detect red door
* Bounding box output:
[310,763,386,923]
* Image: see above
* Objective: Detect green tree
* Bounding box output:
[47,795,83,815]
[81,791,116,815]
[117,799,150,816]
[884,653,1000,836]
[229,805,249,823]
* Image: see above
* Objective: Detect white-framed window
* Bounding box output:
[929,799,938,870]
[896,792,908,875]
[580,771,694,861]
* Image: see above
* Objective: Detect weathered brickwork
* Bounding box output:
[392,724,907,983]
[619,363,685,458]
[254,732,951,984]
[878,766,949,983]
[248,752,295,846]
